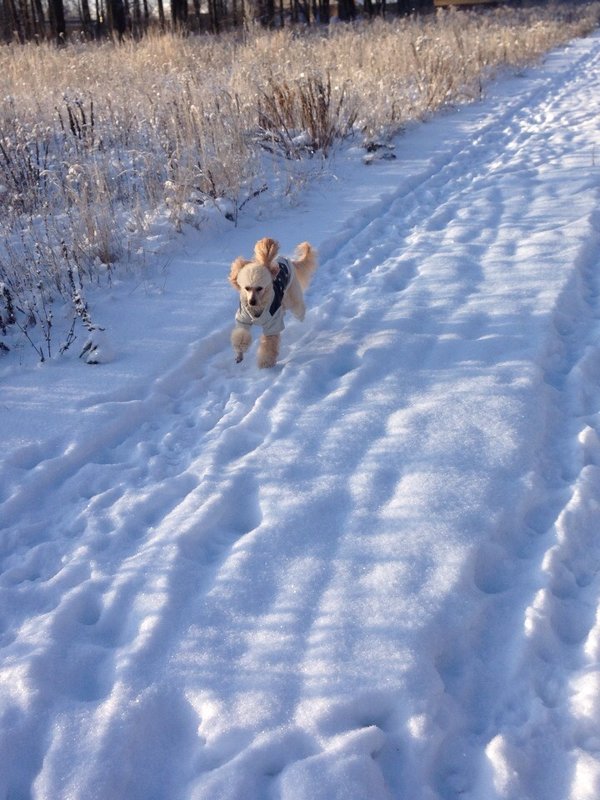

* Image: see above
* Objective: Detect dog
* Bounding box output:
[229,237,317,368]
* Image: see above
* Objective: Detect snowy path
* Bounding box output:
[3,31,600,800]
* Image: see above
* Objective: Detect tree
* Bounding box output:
[106,0,126,37]
[256,0,274,26]
[48,0,66,41]
[156,0,165,29]
[337,0,355,20]
[78,0,93,37]
[317,0,329,23]
[171,0,188,27]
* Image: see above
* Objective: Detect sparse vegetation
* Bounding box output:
[1,4,599,360]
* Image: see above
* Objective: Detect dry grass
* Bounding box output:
[1,3,600,359]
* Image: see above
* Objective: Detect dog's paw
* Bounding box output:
[257,356,276,369]
[235,351,244,363]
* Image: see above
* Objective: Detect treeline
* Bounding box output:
[0,0,433,43]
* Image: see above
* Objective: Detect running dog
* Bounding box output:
[229,237,317,368]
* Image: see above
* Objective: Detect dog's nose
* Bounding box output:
[249,297,256,305]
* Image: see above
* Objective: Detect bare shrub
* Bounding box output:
[258,74,357,157]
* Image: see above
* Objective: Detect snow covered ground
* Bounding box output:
[3,27,600,800]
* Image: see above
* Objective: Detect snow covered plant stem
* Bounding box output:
[0,233,98,361]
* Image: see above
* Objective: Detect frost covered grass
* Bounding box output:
[1,3,600,359]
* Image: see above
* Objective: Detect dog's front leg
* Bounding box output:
[257,334,280,369]
[232,326,252,363]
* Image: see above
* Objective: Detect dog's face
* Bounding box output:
[230,260,276,315]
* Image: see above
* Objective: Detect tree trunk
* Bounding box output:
[31,0,46,37]
[132,0,142,36]
[337,0,355,20]
[79,0,93,36]
[48,0,66,42]
[106,0,126,38]
[156,0,165,29]
[191,0,200,30]
[258,0,274,26]
[0,0,16,41]
[171,0,188,28]
[207,0,218,32]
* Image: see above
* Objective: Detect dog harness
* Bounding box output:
[235,257,294,336]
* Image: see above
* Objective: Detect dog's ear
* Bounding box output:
[294,242,312,261]
[229,257,249,290]
[254,238,279,267]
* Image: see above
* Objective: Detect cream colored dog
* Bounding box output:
[229,237,317,368]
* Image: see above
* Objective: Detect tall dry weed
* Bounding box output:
[1,4,599,359]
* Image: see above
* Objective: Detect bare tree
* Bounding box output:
[155,0,165,29]
[337,0,355,20]
[317,0,328,22]
[31,0,46,36]
[171,0,188,27]
[48,0,66,41]
[255,0,274,26]
[78,0,93,36]
[106,0,126,37]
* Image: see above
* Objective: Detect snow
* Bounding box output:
[3,28,600,800]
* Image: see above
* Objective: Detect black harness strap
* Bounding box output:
[269,258,291,316]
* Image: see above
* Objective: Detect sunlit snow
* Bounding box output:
[2,30,600,800]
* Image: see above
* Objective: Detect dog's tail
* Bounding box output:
[294,242,318,290]
[254,237,279,267]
